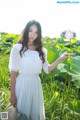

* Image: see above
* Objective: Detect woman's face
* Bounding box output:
[28,24,38,43]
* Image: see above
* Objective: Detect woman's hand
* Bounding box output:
[59,53,75,61]
[48,53,75,72]
[9,94,17,107]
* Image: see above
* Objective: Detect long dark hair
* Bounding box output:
[18,20,45,63]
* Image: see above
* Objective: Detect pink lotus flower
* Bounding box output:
[65,30,74,39]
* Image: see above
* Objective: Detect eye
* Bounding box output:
[29,29,32,32]
[35,32,38,34]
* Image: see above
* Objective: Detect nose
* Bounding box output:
[31,33,35,37]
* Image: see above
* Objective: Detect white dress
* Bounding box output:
[9,43,50,120]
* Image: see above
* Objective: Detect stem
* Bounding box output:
[68,38,72,72]
[70,38,71,49]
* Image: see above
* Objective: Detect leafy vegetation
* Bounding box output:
[0,32,80,120]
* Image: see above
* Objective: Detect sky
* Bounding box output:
[0,0,80,39]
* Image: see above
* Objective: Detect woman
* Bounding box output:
[9,20,74,120]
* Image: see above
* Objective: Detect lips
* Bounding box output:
[29,38,34,40]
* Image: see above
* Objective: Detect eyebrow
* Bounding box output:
[29,28,38,33]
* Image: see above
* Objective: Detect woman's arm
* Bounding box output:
[48,53,74,72]
[10,71,17,107]
[10,71,17,95]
